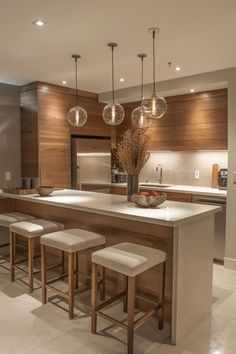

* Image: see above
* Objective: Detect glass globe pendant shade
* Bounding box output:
[142,92,167,119]
[102,102,124,126]
[67,105,87,127]
[131,106,149,129]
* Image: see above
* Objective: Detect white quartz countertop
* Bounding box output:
[1,189,221,227]
[112,183,227,197]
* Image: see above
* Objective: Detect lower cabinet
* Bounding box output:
[110,186,193,203]
[110,186,127,195]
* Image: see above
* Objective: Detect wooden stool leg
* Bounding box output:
[68,252,75,319]
[10,232,16,282]
[75,251,79,289]
[100,266,105,301]
[91,262,98,334]
[127,276,135,354]
[41,244,47,304]
[158,262,166,330]
[61,251,65,274]
[123,275,128,313]
[28,238,34,293]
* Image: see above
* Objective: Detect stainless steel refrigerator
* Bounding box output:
[71,136,111,193]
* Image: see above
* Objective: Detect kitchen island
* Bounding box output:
[0,189,221,344]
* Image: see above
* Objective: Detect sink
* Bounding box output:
[139,183,174,188]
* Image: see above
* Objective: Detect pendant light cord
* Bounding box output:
[152,29,156,93]
[141,56,144,103]
[75,57,79,106]
[111,46,115,102]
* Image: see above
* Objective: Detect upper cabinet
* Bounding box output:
[117,89,228,151]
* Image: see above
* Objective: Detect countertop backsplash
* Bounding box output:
[139,151,228,187]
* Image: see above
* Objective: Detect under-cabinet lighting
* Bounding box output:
[190,89,195,93]
[175,66,181,71]
[119,78,125,82]
[62,81,67,85]
[77,153,111,157]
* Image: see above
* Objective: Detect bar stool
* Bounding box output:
[10,219,64,292]
[41,228,105,319]
[91,242,166,354]
[0,212,36,270]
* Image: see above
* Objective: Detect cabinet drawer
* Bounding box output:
[111,186,127,195]
[165,191,192,203]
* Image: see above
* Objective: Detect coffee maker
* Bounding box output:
[218,168,227,190]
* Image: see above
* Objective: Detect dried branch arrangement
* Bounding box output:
[116,128,150,176]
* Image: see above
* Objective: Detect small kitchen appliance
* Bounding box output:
[218,168,228,190]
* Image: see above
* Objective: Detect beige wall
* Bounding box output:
[0,83,21,188]
[140,151,228,187]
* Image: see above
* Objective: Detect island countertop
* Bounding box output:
[0,189,221,227]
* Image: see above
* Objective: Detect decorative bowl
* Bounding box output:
[131,192,167,208]
[36,186,54,197]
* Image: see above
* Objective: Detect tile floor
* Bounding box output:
[0,263,235,354]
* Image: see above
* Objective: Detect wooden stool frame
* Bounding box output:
[91,261,166,354]
[0,228,10,271]
[41,244,105,319]
[10,231,64,293]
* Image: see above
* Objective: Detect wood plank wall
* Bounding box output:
[117,89,228,150]
[21,82,108,187]
[21,85,227,188]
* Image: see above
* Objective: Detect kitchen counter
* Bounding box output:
[0,189,221,227]
[0,189,220,345]
[139,183,227,197]
[112,183,227,197]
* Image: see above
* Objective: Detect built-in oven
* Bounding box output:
[192,194,226,262]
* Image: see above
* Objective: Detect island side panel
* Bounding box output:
[14,199,174,327]
[172,215,215,344]
[0,197,15,213]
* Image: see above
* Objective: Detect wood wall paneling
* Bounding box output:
[21,90,39,177]
[117,89,227,151]
[21,82,108,187]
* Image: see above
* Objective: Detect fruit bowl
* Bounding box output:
[131,191,167,208]
[36,186,54,197]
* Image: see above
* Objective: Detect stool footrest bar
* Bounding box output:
[96,290,126,311]
[95,310,128,330]
[134,303,162,329]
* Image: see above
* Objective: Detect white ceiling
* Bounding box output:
[0,0,236,93]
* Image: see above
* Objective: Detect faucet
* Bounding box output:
[156,164,163,184]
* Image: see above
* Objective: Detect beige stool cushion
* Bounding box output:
[0,212,35,228]
[92,242,166,277]
[41,229,105,253]
[10,219,64,238]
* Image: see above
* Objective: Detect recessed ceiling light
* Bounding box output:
[190,88,195,93]
[175,66,181,71]
[33,19,46,27]
[62,81,67,85]
[119,78,125,82]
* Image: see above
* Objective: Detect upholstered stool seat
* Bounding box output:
[91,242,167,354]
[41,229,105,319]
[0,212,35,228]
[10,219,64,238]
[41,229,105,253]
[9,219,64,292]
[92,242,166,277]
[0,212,35,271]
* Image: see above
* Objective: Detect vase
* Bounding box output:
[127,174,139,202]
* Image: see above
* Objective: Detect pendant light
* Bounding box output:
[67,54,87,127]
[102,42,125,126]
[142,28,167,119]
[131,53,150,129]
